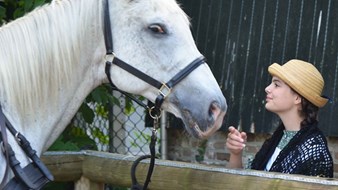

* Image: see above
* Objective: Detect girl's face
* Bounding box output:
[265,76,300,114]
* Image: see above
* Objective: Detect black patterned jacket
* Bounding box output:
[250,122,333,178]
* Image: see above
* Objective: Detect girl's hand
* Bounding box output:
[226,126,247,155]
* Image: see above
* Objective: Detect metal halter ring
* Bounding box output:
[104,52,116,63]
[148,106,162,120]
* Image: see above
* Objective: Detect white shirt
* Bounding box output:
[265,147,281,171]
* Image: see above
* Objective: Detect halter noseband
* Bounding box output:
[103,0,205,189]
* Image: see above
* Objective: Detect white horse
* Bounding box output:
[0,0,227,187]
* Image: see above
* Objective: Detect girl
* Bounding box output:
[226,59,333,177]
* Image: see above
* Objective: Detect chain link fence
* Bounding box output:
[72,91,161,156]
[70,91,166,189]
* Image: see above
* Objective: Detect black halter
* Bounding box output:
[103,0,205,189]
[0,105,54,189]
[103,1,205,113]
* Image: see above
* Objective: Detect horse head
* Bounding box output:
[107,0,227,138]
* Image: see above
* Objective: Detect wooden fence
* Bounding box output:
[41,150,338,190]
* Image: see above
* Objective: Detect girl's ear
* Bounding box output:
[295,94,302,107]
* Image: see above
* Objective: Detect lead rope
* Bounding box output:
[103,0,159,188]
[130,105,160,190]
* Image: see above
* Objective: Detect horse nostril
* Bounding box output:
[209,101,221,118]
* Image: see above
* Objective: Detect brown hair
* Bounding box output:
[300,97,319,128]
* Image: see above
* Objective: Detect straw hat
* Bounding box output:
[268,59,328,108]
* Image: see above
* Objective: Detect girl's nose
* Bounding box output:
[265,85,271,93]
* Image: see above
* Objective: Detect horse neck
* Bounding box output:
[0,0,107,182]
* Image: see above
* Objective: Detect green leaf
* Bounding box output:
[24,0,33,13]
[68,126,97,149]
[109,95,121,107]
[79,103,95,124]
[89,127,109,145]
[0,6,6,22]
[70,136,97,150]
[48,126,98,151]
[91,86,110,104]
[48,135,80,151]
[95,104,108,119]
[91,88,103,104]
[69,125,86,136]
[33,0,47,8]
[13,8,24,19]
[124,97,136,115]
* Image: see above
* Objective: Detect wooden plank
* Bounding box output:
[41,151,338,190]
[41,151,84,181]
[81,152,133,188]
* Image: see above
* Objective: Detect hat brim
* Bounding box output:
[268,63,328,108]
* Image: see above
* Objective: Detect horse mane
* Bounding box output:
[0,0,98,117]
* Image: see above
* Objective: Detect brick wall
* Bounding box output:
[167,128,338,177]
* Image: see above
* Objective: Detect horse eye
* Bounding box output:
[148,24,166,34]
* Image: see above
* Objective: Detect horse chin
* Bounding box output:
[191,124,218,139]
[188,121,222,139]
[183,111,226,139]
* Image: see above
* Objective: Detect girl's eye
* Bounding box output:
[148,24,166,34]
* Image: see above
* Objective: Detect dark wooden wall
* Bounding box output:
[178,0,338,136]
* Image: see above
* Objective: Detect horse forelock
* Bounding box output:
[0,0,99,120]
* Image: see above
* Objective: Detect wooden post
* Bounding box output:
[75,176,105,190]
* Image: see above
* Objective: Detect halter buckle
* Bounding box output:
[159,83,171,98]
[15,132,22,145]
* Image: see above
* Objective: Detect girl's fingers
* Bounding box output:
[226,126,246,153]
[240,132,247,141]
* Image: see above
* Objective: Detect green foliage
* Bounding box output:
[84,84,120,118]
[195,139,208,162]
[78,102,95,124]
[131,129,160,147]
[124,96,145,115]
[131,129,161,158]
[48,124,98,151]
[0,5,5,22]
[0,0,51,25]
[48,85,116,151]
[89,126,109,145]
